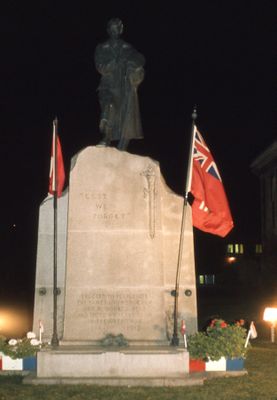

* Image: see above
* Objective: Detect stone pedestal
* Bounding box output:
[33,146,198,384]
[37,346,189,378]
[62,147,197,345]
[32,193,68,340]
[29,346,202,386]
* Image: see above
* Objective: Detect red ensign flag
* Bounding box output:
[188,126,234,237]
[49,121,65,198]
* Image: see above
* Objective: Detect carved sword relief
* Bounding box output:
[141,165,156,239]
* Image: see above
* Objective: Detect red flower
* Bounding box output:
[220,322,227,328]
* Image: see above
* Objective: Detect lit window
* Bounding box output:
[234,243,244,254]
[205,275,215,285]
[227,244,234,253]
[255,244,263,254]
[198,275,215,285]
[199,275,205,285]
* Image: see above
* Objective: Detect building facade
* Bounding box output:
[251,141,277,283]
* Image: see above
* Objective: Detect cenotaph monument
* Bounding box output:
[30,19,199,385]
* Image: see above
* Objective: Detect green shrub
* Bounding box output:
[188,318,248,361]
[187,332,211,361]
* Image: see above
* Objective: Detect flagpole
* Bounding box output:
[244,329,251,348]
[185,108,197,201]
[171,107,197,346]
[51,117,59,347]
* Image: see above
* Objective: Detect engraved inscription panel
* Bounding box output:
[66,289,165,341]
[71,191,134,229]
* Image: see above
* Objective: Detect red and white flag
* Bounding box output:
[180,320,187,348]
[49,119,65,198]
[249,321,258,339]
[180,320,186,336]
[187,126,234,237]
[245,321,258,347]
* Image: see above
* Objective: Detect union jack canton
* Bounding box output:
[193,129,222,182]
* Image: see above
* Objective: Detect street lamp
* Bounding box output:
[263,307,277,343]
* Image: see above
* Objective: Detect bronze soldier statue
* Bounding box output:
[95,18,145,150]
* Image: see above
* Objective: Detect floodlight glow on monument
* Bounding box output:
[0,309,13,332]
[263,308,277,323]
[0,315,4,330]
[0,307,30,337]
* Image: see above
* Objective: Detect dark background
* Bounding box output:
[0,1,276,331]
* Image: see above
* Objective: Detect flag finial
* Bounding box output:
[192,106,197,122]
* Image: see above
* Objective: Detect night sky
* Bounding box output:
[0,2,276,315]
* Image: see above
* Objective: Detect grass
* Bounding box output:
[1,341,277,399]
